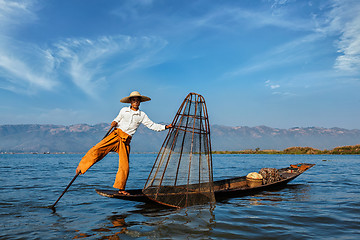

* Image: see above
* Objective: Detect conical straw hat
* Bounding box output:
[120,91,151,103]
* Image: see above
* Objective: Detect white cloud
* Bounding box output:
[0,0,37,31]
[270,84,280,89]
[270,0,291,9]
[264,79,297,96]
[223,33,322,79]
[0,33,167,96]
[0,0,168,97]
[265,80,280,89]
[223,0,360,84]
[0,34,167,96]
[193,3,314,33]
[51,35,168,97]
[0,53,57,90]
[0,38,59,94]
[320,0,360,72]
[0,0,56,94]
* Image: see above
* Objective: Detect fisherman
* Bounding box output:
[76,91,172,195]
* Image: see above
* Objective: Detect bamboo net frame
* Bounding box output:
[143,93,215,208]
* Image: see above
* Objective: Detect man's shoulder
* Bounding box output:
[138,109,147,116]
[120,106,131,112]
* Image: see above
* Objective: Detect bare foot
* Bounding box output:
[118,190,130,196]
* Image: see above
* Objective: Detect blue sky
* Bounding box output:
[0,0,359,129]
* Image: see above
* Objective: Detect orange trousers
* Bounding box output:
[77,128,131,190]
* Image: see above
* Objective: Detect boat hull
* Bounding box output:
[95,163,315,205]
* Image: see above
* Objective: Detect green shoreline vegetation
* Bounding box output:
[212,145,360,155]
[1,145,360,155]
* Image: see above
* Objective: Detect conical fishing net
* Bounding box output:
[143,93,215,208]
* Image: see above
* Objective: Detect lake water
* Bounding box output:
[1,153,359,239]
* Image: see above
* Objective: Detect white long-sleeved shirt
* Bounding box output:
[113,107,166,136]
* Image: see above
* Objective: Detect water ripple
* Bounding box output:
[1,154,360,239]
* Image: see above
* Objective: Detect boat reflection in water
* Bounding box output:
[74,180,312,239]
[73,214,128,239]
[230,183,312,207]
[73,203,216,239]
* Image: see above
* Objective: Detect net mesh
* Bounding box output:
[143,93,215,208]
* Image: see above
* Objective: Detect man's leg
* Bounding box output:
[113,142,130,192]
[77,131,119,174]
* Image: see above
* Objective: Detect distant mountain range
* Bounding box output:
[1,124,360,153]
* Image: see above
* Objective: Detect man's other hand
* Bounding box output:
[111,121,118,128]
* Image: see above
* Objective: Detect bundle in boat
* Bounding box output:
[143,93,215,208]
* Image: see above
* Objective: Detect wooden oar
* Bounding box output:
[103,126,115,139]
[49,126,114,213]
[50,172,80,212]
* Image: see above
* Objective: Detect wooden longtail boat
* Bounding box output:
[95,163,315,206]
[95,94,316,208]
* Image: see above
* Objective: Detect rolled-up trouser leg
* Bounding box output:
[113,142,130,190]
[77,130,119,174]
